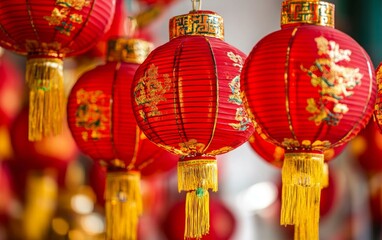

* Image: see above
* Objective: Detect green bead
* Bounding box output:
[196,187,205,198]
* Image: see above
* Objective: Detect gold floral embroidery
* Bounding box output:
[134,64,171,121]
[227,52,251,131]
[207,146,234,155]
[25,40,62,52]
[229,107,251,131]
[158,139,206,156]
[76,89,109,141]
[44,0,90,36]
[282,138,331,151]
[228,52,243,105]
[302,36,363,126]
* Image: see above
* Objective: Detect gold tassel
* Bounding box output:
[280,152,324,240]
[185,189,210,239]
[26,57,64,141]
[105,171,142,240]
[23,171,58,240]
[178,158,218,239]
[321,163,329,189]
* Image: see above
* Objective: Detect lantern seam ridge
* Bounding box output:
[62,0,97,53]
[26,0,41,42]
[173,39,189,146]
[203,37,218,153]
[110,62,120,161]
[284,27,299,144]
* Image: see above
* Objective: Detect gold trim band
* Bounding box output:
[107,38,153,64]
[169,10,224,40]
[281,0,335,28]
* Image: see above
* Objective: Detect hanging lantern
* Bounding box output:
[0,0,115,141]
[131,1,254,238]
[240,1,376,239]
[67,37,153,240]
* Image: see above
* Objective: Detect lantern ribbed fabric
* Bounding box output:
[0,0,115,141]
[241,1,376,240]
[67,38,153,240]
[131,10,254,239]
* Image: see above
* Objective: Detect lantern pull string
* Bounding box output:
[191,0,202,11]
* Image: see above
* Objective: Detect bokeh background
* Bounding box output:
[1,0,382,239]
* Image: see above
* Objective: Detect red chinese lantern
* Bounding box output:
[240,1,376,239]
[67,38,153,240]
[131,2,254,238]
[0,0,115,141]
[162,198,236,240]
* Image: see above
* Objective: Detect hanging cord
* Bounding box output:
[191,0,202,11]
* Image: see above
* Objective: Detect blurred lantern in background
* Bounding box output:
[0,164,14,224]
[84,0,128,59]
[67,36,154,240]
[8,107,78,240]
[0,49,23,161]
[0,0,116,141]
[131,1,254,238]
[89,136,177,207]
[351,119,382,238]
[162,198,236,240]
[134,0,178,37]
[351,121,382,176]
[240,1,376,239]
[0,49,23,128]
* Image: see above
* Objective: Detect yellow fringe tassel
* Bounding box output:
[23,171,58,240]
[281,152,324,240]
[178,158,218,239]
[26,58,64,141]
[294,221,319,240]
[185,189,210,239]
[178,159,218,192]
[105,171,142,240]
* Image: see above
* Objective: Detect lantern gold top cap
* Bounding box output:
[169,10,224,40]
[281,0,335,28]
[107,38,153,64]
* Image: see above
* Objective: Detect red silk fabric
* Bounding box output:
[68,61,140,169]
[241,24,376,151]
[132,35,254,157]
